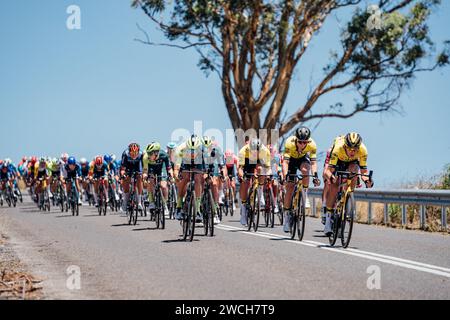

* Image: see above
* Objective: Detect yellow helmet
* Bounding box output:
[186,135,201,150]
[345,132,362,149]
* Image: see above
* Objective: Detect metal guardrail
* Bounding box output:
[307,188,450,231]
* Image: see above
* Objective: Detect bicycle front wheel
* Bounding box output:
[340,193,355,248]
[296,191,306,241]
[328,212,340,246]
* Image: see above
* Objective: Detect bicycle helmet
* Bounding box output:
[225,149,234,158]
[249,138,261,151]
[167,142,177,150]
[128,143,140,158]
[39,157,46,164]
[186,135,201,150]
[202,136,213,148]
[103,154,112,164]
[146,142,161,154]
[30,157,37,164]
[80,158,87,165]
[61,153,69,162]
[4,159,11,166]
[95,156,103,166]
[345,132,362,149]
[295,126,311,141]
[67,157,77,165]
[111,154,117,162]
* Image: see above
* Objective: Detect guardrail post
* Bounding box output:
[442,206,447,231]
[402,204,407,226]
[384,203,389,225]
[367,201,372,224]
[420,205,426,229]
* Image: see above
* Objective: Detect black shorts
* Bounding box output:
[285,155,311,179]
[333,160,360,173]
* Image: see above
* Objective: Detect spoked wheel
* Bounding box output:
[133,207,139,225]
[182,195,195,241]
[202,194,208,236]
[253,192,260,232]
[328,212,340,246]
[229,189,235,217]
[128,206,134,225]
[277,195,284,226]
[340,194,355,248]
[207,191,214,237]
[296,191,306,241]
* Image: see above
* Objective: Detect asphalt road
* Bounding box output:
[0,196,449,300]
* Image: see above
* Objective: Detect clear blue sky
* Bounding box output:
[1,0,449,187]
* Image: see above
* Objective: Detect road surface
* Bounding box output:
[0,196,449,299]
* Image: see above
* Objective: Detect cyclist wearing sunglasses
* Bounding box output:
[143,142,173,211]
[322,133,374,235]
[281,126,321,233]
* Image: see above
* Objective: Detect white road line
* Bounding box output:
[216,224,450,279]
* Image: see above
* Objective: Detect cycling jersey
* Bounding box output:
[64,163,81,180]
[329,136,368,169]
[283,136,317,161]
[107,162,118,175]
[80,164,90,178]
[175,142,205,169]
[204,146,224,176]
[0,170,11,181]
[238,145,271,169]
[49,162,62,177]
[120,150,143,175]
[143,150,172,176]
[225,154,238,177]
[89,163,109,179]
[34,162,49,179]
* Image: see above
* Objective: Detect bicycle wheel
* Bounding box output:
[189,195,196,242]
[160,192,165,230]
[182,196,191,241]
[128,206,134,225]
[296,191,306,241]
[328,212,340,246]
[340,193,355,248]
[264,190,270,228]
[155,192,161,229]
[247,192,254,232]
[133,205,138,225]
[229,188,235,217]
[202,194,209,236]
[208,191,214,237]
[253,191,260,232]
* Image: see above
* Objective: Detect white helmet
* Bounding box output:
[111,154,117,162]
[80,158,87,165]
[5,158,12,166]
[61,153,69,162]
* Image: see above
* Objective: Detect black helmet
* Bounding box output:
[295,126,311,141]
[345,132,362,149]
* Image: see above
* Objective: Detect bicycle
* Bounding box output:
[37,178,50,212]
[276,176,285,226]
[13,180,23,203]
[180,170,202,242]
[167,179,177,220]
[201,172,215,237]
[66,177,80,216]
[146,174,165,229]
[262,175,276,228]
[107,173,120,212]
[4,181,18,208]
[285,174,316,241]
[328,170,373,248]
[242,173,272,232]
[55,178,68,212]
[123,172,142,226]
[94,177,108,216]
[223,176,235,217]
